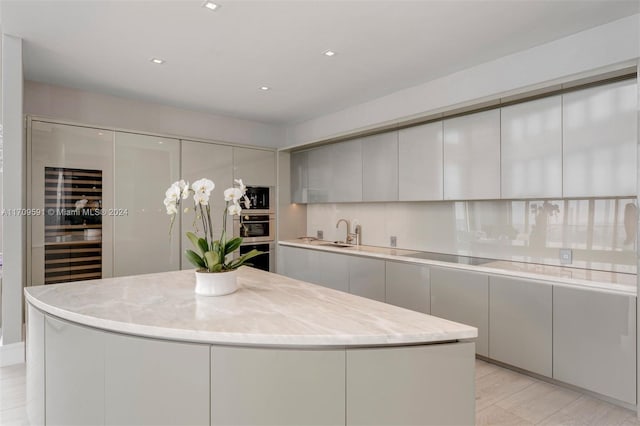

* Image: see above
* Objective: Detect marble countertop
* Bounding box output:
[279,240,637,296]
[24,267,477,347]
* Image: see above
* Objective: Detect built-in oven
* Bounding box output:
[233,213,275,243]
[243,186,274,213]
[238,242,275,272]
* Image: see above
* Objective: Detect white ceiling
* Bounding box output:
[2,1,638,124]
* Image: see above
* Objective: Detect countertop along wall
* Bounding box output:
[24,81,286,148]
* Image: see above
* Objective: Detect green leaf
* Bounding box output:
[228,249,264,269]
[203,251,220,271]
[197,238,209,256]
[211,263,223,272]
[211,240,221,254]
[185,249,206,269]
[186,232,202,254]
[224,237,242,255]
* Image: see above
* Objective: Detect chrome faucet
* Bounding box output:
[336,219,354,244]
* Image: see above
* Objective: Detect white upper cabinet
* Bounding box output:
[362,132,398,202]
[501,96,562,199]
[233,147,276,187]
[181,140,233,269]
[114,132,180,277]
[562,80,638,197]
[290,151,308,203]
[308,140,362,203]
[443,110,501,200]
[398,122,443,201]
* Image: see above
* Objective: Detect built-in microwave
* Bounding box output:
[243,186,273,213]
[233,213,275,243]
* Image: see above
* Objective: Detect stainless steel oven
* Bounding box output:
[238,242,275,272]
[233,213,275,243]
[243,186,274,213]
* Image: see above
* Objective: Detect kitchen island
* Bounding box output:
[25,267,477,426]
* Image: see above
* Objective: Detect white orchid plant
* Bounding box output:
[164,178,262,273]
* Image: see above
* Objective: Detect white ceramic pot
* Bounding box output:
[194,269,239,296]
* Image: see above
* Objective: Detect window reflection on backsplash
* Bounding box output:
[454,198,637,271]
[306,198,637,273]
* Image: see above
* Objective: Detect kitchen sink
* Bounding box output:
[318,242,353,248]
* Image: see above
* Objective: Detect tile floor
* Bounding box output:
[1,359,638,425]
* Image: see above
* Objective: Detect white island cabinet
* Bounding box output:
[26,267,477,426]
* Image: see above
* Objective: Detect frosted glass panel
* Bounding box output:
[563,80,637,197]
[501,95,562,198]
[114,132,180,276]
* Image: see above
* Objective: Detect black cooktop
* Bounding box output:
[402,251,494,266]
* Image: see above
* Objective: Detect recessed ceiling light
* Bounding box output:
[260,86,270,91]
[323,50,336,57]
[150,58,165,65]
[202,1,219,11]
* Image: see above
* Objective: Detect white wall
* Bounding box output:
[24,81,285,148]
[286,14,640,146]
[1,34,24,351]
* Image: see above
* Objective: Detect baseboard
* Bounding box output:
[0,341,25,366]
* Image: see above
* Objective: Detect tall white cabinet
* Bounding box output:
[443,109,501,200]
[114,132,180,276]
[562,79,638,197]
[180,140,233,269]
[501,96,562,199]
[233,146,276,186]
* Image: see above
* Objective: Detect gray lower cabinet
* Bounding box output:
[45,316,105,426]
[489,276,552,376]
[348,256,386,302]
[346,342,475,426]
[211,347,345,426]
[104,333,210,426]
[278,245,314,282]
[430,267,489,356]
[553,286,636,404]
[385,261,430,314]
[278,245,349,293]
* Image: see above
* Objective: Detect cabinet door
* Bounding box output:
[105,333,209,426]
[563,80,638,197]
[398,122,443,201]
[329,139,363,202]
[553,286,636,404]
[290,150,308,203]
[362,132,398,201]
[26,305,45,425]
[30,121,115,285]
[443,109,501,200]
[278,245,313,282]
[233,147,276,186]
[211,346,345,426]
[312,250,349,292]
[385,261,430,314]
[348,256,385,302]
[45,316,105,426]
[489,276,552,376]
[347,343,475,426]
[308,140,362,203]
[501,96,562,199]
[430,267,489,356]
[181,140,233,269]
[307,145,332,203]
[114,132,180,276]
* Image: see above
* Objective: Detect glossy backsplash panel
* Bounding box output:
[306,198,637,273]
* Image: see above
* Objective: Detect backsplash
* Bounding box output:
[306,198,637,273]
